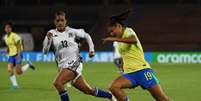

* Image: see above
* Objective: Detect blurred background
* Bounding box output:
[0,0,201,52]
[0,1,201,101]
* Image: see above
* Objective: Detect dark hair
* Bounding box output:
[109,9,131,26]
[55,10,66,18]
[4,21,13,28]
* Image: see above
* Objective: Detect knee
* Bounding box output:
[16,70,22,75]
[8,69,13,74]
[16,66,23,75]
[109,83,121,92]
[53,81,63,89]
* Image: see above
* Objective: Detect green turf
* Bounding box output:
[0,62,201,101]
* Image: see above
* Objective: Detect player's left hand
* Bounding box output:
[89,51,95,58]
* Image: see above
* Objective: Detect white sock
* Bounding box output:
[9,75,18,87]
[21,64,30,72]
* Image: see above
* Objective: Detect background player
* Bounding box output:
[43,11,116,101]
[113,41,123,74]
[3,21,35,89]
[103,10,172,101]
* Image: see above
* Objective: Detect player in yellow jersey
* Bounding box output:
[3,21,35,89]
[103,10,172,101]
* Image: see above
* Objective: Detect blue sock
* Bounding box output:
[124,97,129,101]
[59,90,69,101]
[94,88,112,99]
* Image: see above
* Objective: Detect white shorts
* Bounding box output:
[58,57,83,83]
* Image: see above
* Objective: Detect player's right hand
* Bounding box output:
[47,32,53,40]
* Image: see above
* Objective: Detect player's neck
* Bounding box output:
[57,28,65,33]
[7,32,12,36]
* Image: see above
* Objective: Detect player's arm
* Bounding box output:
[16,40,22,54]
[14,37,23,60]
[75,29,95,58]
[83,33,95,58]
[42,32,53,54]
[21,39,25,51]
[14,34,23,56]
[103,35,137,44]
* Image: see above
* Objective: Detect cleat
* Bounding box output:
[28,61,35,70]
[11,85,18,90]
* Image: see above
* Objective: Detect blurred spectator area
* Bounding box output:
[0,0,201,51]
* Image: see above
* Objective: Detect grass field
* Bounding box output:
[0,62,201,101]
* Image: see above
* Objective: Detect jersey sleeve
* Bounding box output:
[74,29,87,38]
[73,28,95,52]
[42,36,52,54]
[13,34,22,44]
[125,28,136,38]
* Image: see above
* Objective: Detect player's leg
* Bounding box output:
[147,84,172,101]
[73,75,115,100]
[7,56,18,88]
[109,76,133,101]
[137,68,172,101]
[53,68,76,101]
[15,54,35,75]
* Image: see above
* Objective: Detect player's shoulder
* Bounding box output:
[125,27,136,36]
[11,32,18,36]
[67,26,87,36]
[11,32,20,38]
[126,27,135,33]
[67,26,84,32]
[48,29,56,34]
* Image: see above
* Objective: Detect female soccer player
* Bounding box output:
[103,10,172,101]
[43,11,116,101]
[3,21,35,89]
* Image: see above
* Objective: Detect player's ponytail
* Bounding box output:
[109,9,131,26]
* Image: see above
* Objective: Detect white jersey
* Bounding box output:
[43,26,94,68]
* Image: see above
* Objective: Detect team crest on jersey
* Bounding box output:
[68,33,73,37]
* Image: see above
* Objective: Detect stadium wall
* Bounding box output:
[1,51,201,64]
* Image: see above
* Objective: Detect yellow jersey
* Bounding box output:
[117,27,150,73]
[4,32,21,56]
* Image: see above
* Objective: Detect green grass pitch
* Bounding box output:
[0,62,201,101]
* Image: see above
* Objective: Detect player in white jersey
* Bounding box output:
[113,41,123,74]
[43,11,116,101]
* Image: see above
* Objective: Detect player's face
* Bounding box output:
[4,25,12,34]
[108,24,122,37]
[54,15,66,32]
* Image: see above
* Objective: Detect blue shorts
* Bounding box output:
[123,68,159,89]
[8,54,23,65]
